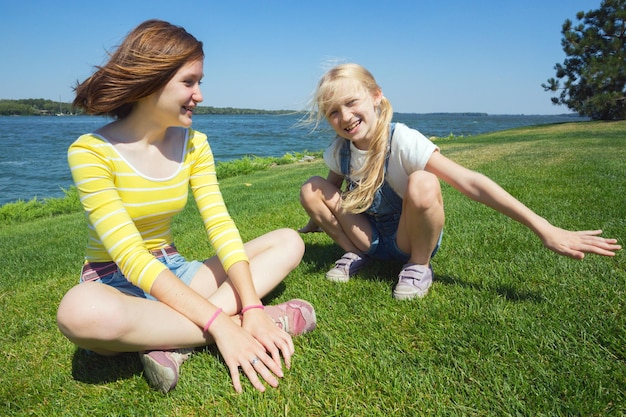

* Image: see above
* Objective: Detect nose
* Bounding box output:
[339,106,351,121]
[193,85,203,104]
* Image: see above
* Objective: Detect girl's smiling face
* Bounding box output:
[324,80,382,150]
[149,59,204,128]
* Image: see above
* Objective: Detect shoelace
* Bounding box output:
[274,315,290,334]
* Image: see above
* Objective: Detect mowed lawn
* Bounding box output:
[0,120,624,416]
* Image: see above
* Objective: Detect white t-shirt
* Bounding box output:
[323,123,439,199]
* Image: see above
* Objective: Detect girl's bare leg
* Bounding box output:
[191,228,305,315]
[299,176,372,255]
[396,171,445,266]
[56,228,304,354]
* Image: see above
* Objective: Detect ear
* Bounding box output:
[373,88,383,106]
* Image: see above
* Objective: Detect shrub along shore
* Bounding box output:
[1,121,624,416]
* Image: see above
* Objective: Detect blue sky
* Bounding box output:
[1,0,602,114]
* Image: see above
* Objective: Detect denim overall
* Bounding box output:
[340,124,408,261]
[340,124,441,262]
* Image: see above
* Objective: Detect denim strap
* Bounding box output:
[339,123,396,179]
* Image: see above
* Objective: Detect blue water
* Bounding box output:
[0,113,584,206]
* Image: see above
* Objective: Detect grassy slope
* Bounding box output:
[0,121,624,416]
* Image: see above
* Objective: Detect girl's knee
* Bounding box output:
[300,176,343,210]
[300,176,325,204]
[57,283,127,342]
[302,175,326,187]
[405,171,442,207]
[275,228,305,261]
[300,175,325,191]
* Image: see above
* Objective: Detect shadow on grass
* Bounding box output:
[301,242,543,302]
[435,273,545,303]
[261,281,287,303]
[71,349,142,384]
[299,241,341,272]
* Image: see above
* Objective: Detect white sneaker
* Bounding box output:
[392,264,434,300]
[325,252,370,282]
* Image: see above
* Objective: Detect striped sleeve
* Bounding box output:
[187,131,248,271]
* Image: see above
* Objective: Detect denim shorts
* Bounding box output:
[366,216,443,263]
[79,249,203,301]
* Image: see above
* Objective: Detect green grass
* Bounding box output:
[1,121,624,416]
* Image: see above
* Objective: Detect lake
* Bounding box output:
[0,113,584,206]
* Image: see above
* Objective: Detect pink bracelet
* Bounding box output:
[241,304,264,314]
[203,308,223,333]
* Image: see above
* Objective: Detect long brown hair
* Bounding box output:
[73,20,204,119]
[311,63,394,213]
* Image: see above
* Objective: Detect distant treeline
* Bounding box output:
[0,99,581,118]
[410,112,489,117]
[0,99,296,116]
[194,106,296,115]
[0,99,74,116]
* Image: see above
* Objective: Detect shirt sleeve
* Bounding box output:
[394,123,439,172]
[323,137,344,175]
[386,123,440,198]
[188,131,248,272]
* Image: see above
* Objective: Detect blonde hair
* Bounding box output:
[309,63,394,213]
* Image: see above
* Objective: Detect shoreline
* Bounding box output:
[0,114,593,206]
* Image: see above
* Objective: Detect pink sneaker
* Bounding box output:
[264,299,317,336]
[139,348,193,393]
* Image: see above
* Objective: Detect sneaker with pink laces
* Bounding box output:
[139,348,194,393]
[264,299,317,336]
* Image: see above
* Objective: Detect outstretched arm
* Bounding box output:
[425,151,621,258]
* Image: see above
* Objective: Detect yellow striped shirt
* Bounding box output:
[68,128,248,292]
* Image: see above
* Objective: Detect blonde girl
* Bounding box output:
[299,63,620,299]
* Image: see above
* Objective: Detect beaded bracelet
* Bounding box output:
[203,308,223,333]
[240,304,264,314]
